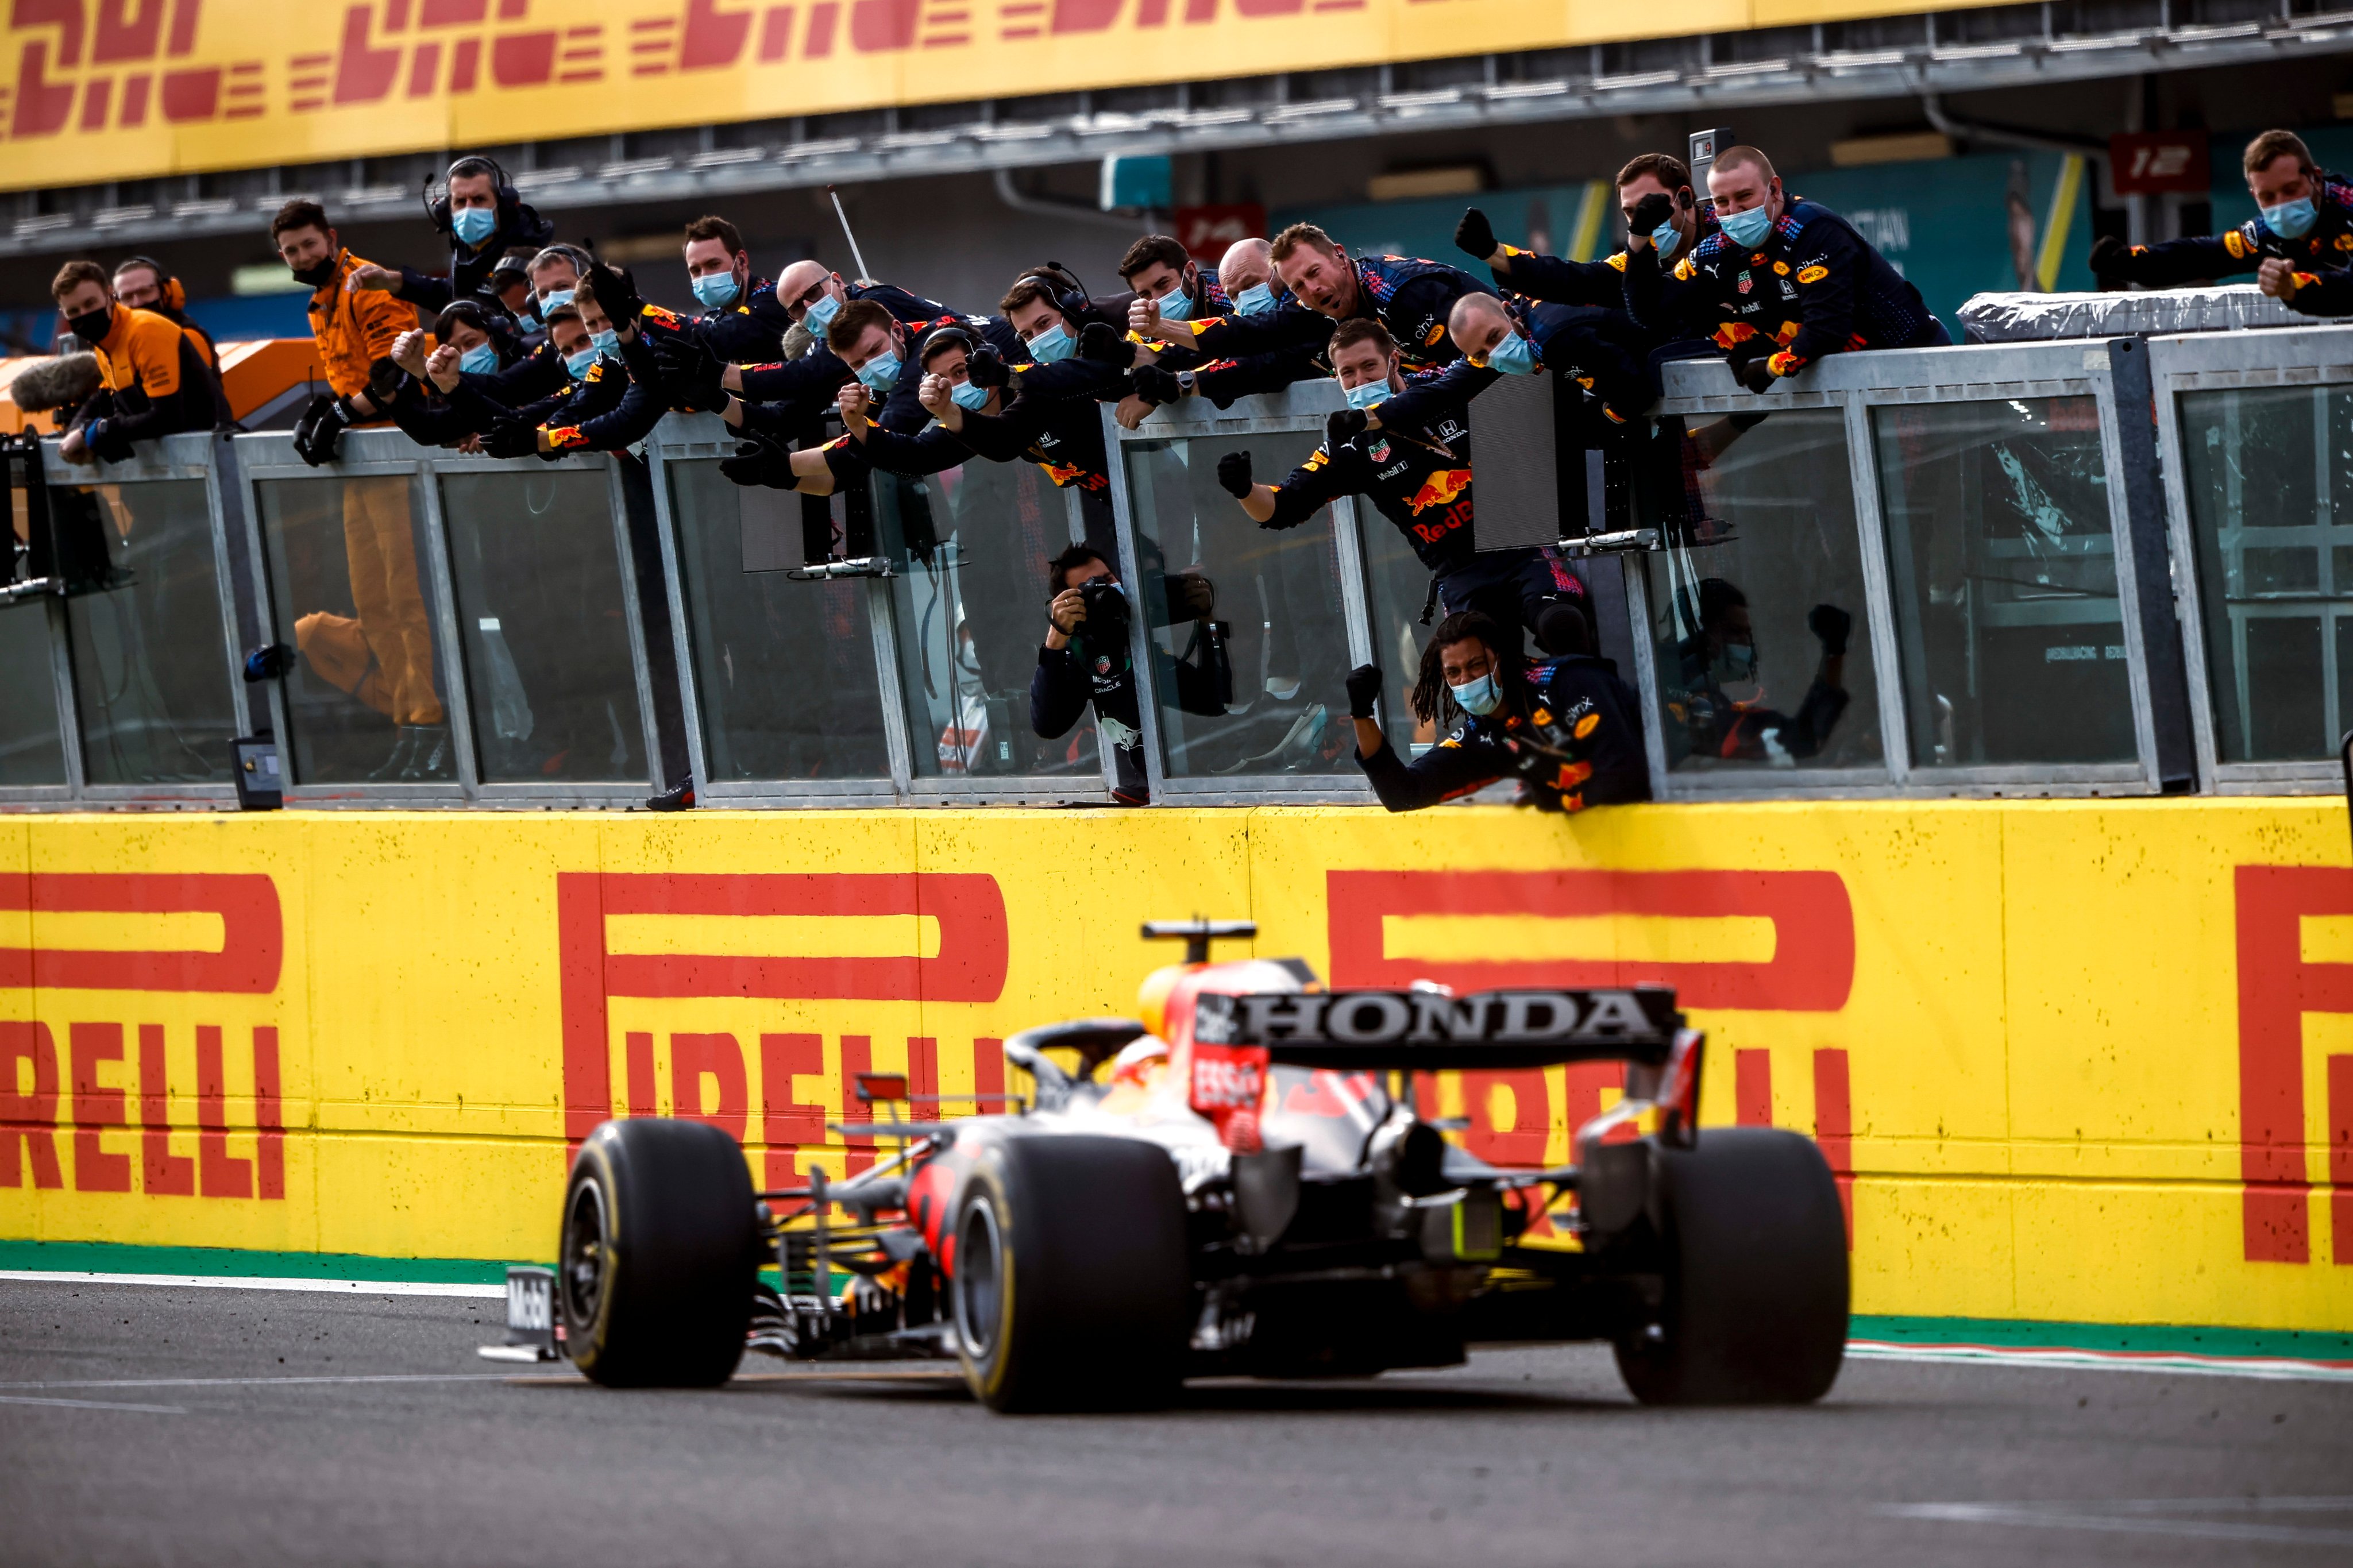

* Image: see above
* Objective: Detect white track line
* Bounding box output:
[0,1270,504,1297]
[0,1373,573,1391]
[0,1393,189,1414]
[1848,1341,2353,1384]
[1886,1499,2353,1548]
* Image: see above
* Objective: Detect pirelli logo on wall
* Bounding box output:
[0,874,287,1202]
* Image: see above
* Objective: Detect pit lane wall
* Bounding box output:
[1,799,2350,1334]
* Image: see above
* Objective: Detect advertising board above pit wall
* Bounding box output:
[0,798,2348,1334]
[1,0,2026,191]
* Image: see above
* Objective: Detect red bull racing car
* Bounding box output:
[502,922,1848,1411]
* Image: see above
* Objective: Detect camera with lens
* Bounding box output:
[1078,576,1130,643]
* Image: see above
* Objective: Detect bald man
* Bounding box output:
[704,258,979,421]
[1631,144,1945,392]
[1217,237,1284,317]
[1349,291,1653,441]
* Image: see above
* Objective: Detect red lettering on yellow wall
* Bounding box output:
[2232,865,2353,1265]
[0,872,280,994]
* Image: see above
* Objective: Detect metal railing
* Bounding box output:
[6,321,2353,810]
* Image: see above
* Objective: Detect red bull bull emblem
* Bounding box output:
[1409,469,1473,515]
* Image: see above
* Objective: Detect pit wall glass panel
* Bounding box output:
[2177,384,2353,764]
[254,472,460,786]
[661,455,892,787]
[52,474,237,787]
[1120,432,1355,781]
[1637,409,1882,776]
[438,469,646,785]
[871,462,1101,785]
[1870,396,2134,769]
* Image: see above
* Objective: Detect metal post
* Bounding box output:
[2104,337,2196,791]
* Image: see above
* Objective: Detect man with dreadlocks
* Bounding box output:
[1347,609,1648,813]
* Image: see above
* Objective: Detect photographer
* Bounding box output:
[1032,546,1230,805]
[1349,609,1647,813]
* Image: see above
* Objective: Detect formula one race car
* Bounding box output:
[513,922,1848,1411]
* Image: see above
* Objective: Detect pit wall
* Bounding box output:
[1,799,2349,1334]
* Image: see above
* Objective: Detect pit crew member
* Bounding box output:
[2092,130,2353,292]
[348,154,553,313]
[50,260,223,465]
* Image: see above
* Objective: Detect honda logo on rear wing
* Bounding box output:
[1194,987,1682,1069]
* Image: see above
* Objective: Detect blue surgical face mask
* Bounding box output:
[2263,195,2318,240]
[537,287,573,316]
[1232,282,1277,317]
[1344,378,1392,412]
[1025,322,1074,364]
[565,345,599,380]
[591,328,619,356]
[1483,331,1537,375]
[1652,218,1683,257]
[856,350,900,392]
[692,271,742,310]
[452,205,497,246]
[803,290,841,333]
[950,379,990,411]
[458,343,499,376]
[1155,280,1194,322]
[1450,671,1501,717]
[1718,639,1757,683]
[1719,203,1773,249]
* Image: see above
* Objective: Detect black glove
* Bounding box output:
[1627,191,1675,238]
[1131,364,1183,407]
[481,419,541,461]
[719,438,796,490]
[1454,206,1497,261]
[1808,603,1852,658]
[589,257,645,325]
[1079,320,1133,366]
[965,345,1010,389]
[1216,450,1253,500]
[1345,663,1383,720]
[2088,234,2136,284]
[1326,408,1368,447]
[653,330,728,415]
[290,392,342,466]
[1735,354,1778,395]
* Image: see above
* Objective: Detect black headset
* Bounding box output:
[422,154,521,238]
[920,326,977,368]
[114,255,185,314]
[1035,260,1093,323]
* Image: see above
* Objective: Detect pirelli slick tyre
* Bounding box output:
[1613,1127,1848,1406]
[560,1118,759,1389]
[950,1134,1190,1413]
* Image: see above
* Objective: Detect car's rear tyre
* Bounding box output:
[951,1134,1190,1413]
[1613,1127,1847,1405]
[560,1118,759,1388]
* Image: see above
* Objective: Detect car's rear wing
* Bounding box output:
[1194,987,1683,1070]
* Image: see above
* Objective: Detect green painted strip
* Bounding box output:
[1852,1315,2353,1364]
[0,1241,516,1285]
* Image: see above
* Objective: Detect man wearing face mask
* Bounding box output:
[2095,130,2353,298]
[1344,290,1654,438]
[1135,223,1495,381]
[1116,234,1231,334]
[1123,236,1322,422]
[943,278,1132,508]
[1669,578,1852,765]
[739,328,1003,495]
[701,258,968,418]
[49,260,219,466]
[679,215,795,364]
[383,300,520,447]
[1218,319,1586,654]
[271,197,448,777]
[1670,145,1946,393]
[1347,610,1647,813]
[347,155,553,313]
[475,264,672,459]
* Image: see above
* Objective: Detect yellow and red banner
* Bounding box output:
[2,0,2024,192]
[3,798,2351,1333]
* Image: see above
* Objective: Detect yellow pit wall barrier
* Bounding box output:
[2,798,2350,1333]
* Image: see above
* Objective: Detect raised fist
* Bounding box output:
[1216,450,1253,500]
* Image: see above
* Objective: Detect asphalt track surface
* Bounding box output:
[3,1280,2350,1567]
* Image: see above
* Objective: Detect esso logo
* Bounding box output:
[1189,1045,1266,1111]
